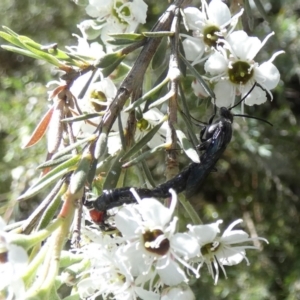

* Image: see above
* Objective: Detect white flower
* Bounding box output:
[66,34,105,61]
[182,0,243,64]
[204,30,282,107]
[114,189,200,286]
[76,19,103,40]
[85,0,148,45]
[188,219,267,284]
[191,78,210,99]
[77,224,160,299]
[70,75,117,136]
[0,218,28,300]
[135,108,168,148]
[161,284,195,300]
[105,107,168,155]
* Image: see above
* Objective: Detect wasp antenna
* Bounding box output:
[190,114,208,126]
[230,82,257,110]
[178,104,208,126]
[233,114,273,126]
[213,97,217,115]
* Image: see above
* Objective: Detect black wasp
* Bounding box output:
[90,83,269,212]
[91,106,234,212]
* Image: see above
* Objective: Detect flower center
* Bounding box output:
[113,2,130,25]
[203,25,222,48]
[201,241,220,256]
[136,118,150,131]
[143,229,170,255]
[0,252,8,263]
[119,5,130,17]
[228,61,253,85]
[90,90,107,112]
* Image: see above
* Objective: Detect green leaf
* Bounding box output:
[152,36,168,70]
[107,33,145,45]
[43,45,71,60]
[253,0,269,21]
[141,160,156,188]
[120,115,168,162]
[94,132,108,160]
[52,135,97,160]
[1,45,41,60]
[93,51,125,69]
[37,182,67,230]
[109,33,144,41]
[122,143,167,168]
[1,28,69,66]
[179,53,215,99]
[87,158,98,186]
[69,153,93,195]
[178,194,202,225]
[178,84,200,148]
[175,128,200,163]
[19,35,42,50]
[144,67,168,109]
[22,41,62,66]
[244,0,254,31]
[118,113,126,151]
[107,39,140,46]
[142,31,174,38]
[59,251,84,269]
[148,90,173,108]
[178,39,187,77]
[62,113,102,123]
[103,150,125,190]
[0,31,24,48]
[18,155,81,201]
[124,76,170,112]
[37,154,73,169]
[1,26,19,37]
[101,56,125,77]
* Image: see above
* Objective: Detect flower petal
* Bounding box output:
[227,31,261,60]
[138,198,173,227]
[256,62,281,90]
[115,206,141,237]
[183,7,205,31]
[217,249,246,265]
[221,230,250,244]
[157,258,187,286]
[192,79,210,98]
[188,221,221,245]
[170,233,199,258]
[214,80,235,107]
[244,86,267,106]
[182,36,205,61]
[135,286,160,300]
[207,0,231,26]
[205,50,228,75]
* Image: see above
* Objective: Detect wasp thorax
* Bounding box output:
[143,229,170,256]
[203,25,221,48]
[137,118,150,131]
[228,61,253,84]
